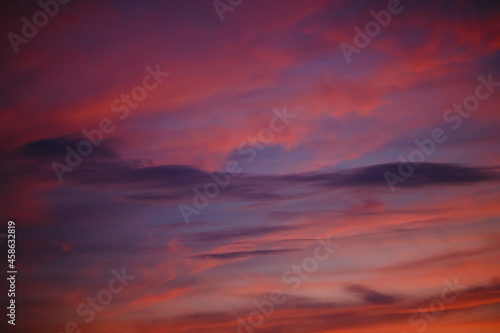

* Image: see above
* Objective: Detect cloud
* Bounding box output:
[17,135,117,161]
[346,284,398,305]
[300,163,500,188]
[192,249,297,260]
[131,280,500,333]
[48,160,500,197]
[182,225,302,242]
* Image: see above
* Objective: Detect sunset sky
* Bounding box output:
[1,0,500,332]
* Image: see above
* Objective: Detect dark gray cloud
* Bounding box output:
[67,161,500,202]
[192,248,297,260]
[296,163,500,188]
[9,137,500,198]
[78,161,500,189]
[183,225,302,242]
[18,134,117,161]
[346,284,398,305]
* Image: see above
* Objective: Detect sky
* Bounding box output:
[1,0,500,332]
